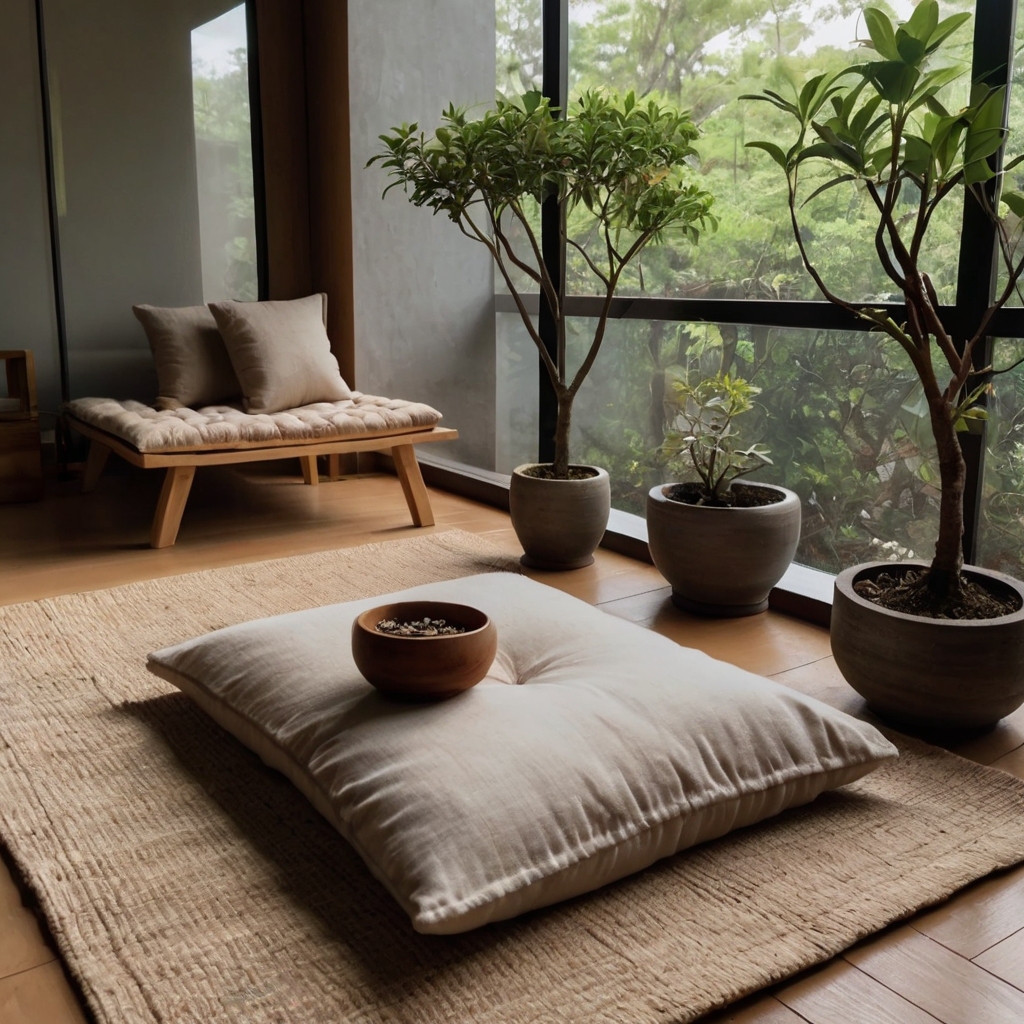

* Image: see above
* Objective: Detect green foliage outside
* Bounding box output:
[496,0,1024,577]
[192,48,257,301]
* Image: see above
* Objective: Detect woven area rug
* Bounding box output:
[2,530,1024,1024]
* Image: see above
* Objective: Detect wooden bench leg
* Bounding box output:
[81,439,111,493]
[300,454,320,486]
[151,466,196,548]
[327,454,342,481]
[391,444,434,527]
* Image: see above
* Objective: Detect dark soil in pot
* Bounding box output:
[520,464,600,481]
[854,565,1022,620]
[665,482,786,509]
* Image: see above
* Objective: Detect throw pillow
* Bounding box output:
[208,294,350,414]
[132,303,241,410]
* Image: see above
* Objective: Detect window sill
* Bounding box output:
[414,452,834,628]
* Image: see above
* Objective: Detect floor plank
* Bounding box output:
[599,587,832,675]
[844,925,1024,1024]
[767,658,874,719]
[913,865,1024,958]
[777,958,942,1024]
[0,961,89,1024]
[699,993,807,1022]
[0,869,55,980]
[952,704,1024,766]
[990,744,1024,781]
[974,927,1024,990]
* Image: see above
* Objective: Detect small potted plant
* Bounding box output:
[370,90,715,569]
[744,0,1024,729]
[647,374,801,615]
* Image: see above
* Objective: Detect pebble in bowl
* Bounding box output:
[351,600,498,700]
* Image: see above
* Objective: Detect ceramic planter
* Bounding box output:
[509,464,611,570]
[646,480,801,616]
[831,561,1024,732]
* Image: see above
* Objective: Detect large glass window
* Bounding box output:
[497,0,542,97]
[568,316,939,572]
[979,338,1024,575]
[564,0,971,302]
[191,4,258,302]
[486,0,1023,582]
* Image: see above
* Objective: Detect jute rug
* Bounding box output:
[2,530,1024,1024]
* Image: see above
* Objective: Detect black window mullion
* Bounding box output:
[538,0,567,464]
[245,0,269,302]
[955,0,1017,564]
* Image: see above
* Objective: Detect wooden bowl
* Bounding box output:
[351,601,497,701]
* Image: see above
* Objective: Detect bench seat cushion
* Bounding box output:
[147,572,898,935]
[65,395,442,454]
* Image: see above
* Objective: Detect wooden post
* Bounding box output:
[300,454,320,486]
[151,466,196,548]
[391,444,434,527]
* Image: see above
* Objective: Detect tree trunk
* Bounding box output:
[927,386,966,592]
[552,393,573,478]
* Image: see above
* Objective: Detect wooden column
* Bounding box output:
[253,0,313,302]
[253,0,355,389]
[303,0,355,389]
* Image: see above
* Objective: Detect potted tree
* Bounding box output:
[648,373,801,615]
[745,0,1024,729]
[370,90,715,569]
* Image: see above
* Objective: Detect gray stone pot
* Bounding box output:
[509,464,611,570]
[646,480,801,616]
[831,561,1024,732]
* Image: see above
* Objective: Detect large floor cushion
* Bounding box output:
[66,394,442,453]
[147,573,897,935]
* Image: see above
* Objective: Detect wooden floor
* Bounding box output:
[2,459,1024,1024]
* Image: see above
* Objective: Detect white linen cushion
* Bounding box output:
[65,395,442,453]
[147,573,897,935]
[209,293,351,414]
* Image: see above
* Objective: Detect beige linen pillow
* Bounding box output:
[148,572,897,935]
[132,304,241,410]
[208,294,351,414]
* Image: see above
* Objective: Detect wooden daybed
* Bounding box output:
[65,395,456,548]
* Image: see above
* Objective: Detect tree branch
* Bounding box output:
[462,208,562,392]
[566,237,611,288]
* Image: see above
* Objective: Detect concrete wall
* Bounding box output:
[349,0,497,469]
[0,0,61,419]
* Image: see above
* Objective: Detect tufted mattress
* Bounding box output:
[65,395,443,454]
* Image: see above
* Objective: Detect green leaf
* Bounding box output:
[903,134,933,176]
[926,12,972,52]
[801,173,858,205]
[1003,191,1024,218]
[746,140,788,170]
[808,126,865,171]
[904,0,939,43]
[863,8,901,61]
[895,29,927,66]
[850,94,884,141]
[521,90,542,114]
[867,61,921,104]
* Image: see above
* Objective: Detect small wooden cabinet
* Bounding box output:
[0,350,44,502]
